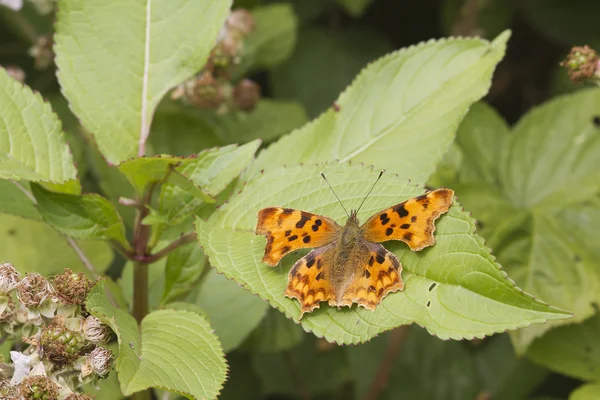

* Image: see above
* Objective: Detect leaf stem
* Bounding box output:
[140,232,197,264]
[66,237,100,279]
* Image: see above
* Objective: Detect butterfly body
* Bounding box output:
[256,188,454,317]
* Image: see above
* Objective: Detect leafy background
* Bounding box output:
[1,0,600,399]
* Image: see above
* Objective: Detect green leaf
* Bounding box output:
[500,89,600,209]
[195,269,269,353]
[528,312,600,382]
[435,91,600,354]
[162,242,206,305]
[336,0,374,17]
[0,214,113,276]
[31,183,129,246]
[270,27,393,118]
[196,162,569,344]
[261,31,509,184]
[87,281,228,399]
[570,383,600,400]
[239,4,298,72]
[158,140,261,225]
[0,67,76,182]
[0,180,41,220]
[54,0,233,164]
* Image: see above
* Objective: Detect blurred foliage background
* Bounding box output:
[1,0,599,399]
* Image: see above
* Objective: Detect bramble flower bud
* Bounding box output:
[65,393,94,400]
[233,79,261,112]
[52,269,94,306]
[40,324,89,367]
[0,263,20,294]
[18,375,60,400]
[28,34,54,69]
[88,347,113,377]
[0,379,17,399]
[17,273,54,308]
[560,45,600,83]
[82,316,113,344]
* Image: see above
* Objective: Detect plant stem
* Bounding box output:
[142,232,197,264]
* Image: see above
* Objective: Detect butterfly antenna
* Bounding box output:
[320,172,350,217]
[356,170,384,214]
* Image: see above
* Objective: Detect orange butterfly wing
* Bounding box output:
[256,207,340,266]
[360,188,454,251]
[284,244,336,316]
[340,242,404,310]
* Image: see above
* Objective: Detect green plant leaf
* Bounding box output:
[261,31,509,184]
[31,183,129,246]
[54,0,232,164]
[162,242,206,305]
[239,4,298,73]
[435,91,600,354]
[196,162,569,344]
[570,383,600,400]
[0,180,41,220]
[0,67,76,182]
[87,281,228,399]
[500,89,600,209]
[241,307,305,353]
[336,0,374,17]
[195,269,269,353]
[0,214,113,276]
[157,140,261,225]
[527,312,600,382]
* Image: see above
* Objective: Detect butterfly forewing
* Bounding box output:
[360,188,454,251]
[256,207,341,266]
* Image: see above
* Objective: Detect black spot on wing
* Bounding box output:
[283,208,294,214]
[368,256,374,266]
[317,259,322,269]
[295,212,311,228]
[411,216,417,222]
[400,223,411,229]
[385,227,393,236]
[376,253,385,264]
[303,235,311,243]
[316,272,324,281]
[394,204,409,218]
[311,224,319,232]
[315,219,322,226]
[403,232,413,241]
[306,257,316,268]
[365,269,371,278]
[284,230,291,237]
[281,245,291,254]
[288,235,298,241]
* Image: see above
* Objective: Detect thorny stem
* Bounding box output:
[363,326,410,400]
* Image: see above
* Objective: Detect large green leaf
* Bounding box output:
[195,269,269,353]
[260,31,509,184]
[435,91,600,354]
[527,312,600,382]
[0,214,113,276]
[54,0,232,164]
[0,180,41,220]
[196,163,569,344]
[87,281,228,399]
[162,242,206,304]
[570,383,600,400]
[31,183,128,246]
[0,67,76,182]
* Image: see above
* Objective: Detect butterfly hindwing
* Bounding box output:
[256,207,341,266]
[284,244,336,315]
[360,188,454,251]
[340,241,403,310]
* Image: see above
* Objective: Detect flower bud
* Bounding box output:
[18,375,59,400]
[0,263,20,294]
[65,393,94,400]
[88,347,113,377]
[17,273,54,308]
[82,316,113,344]
[227,9,255,35]
[233,79,261,112]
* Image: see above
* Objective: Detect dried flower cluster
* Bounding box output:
[172,9,261,113]
[560,45,600,83]
[0,264,114,399]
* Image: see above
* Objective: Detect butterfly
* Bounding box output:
[255,171,454,318]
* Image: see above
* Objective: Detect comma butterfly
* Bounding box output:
[255,172,454,318]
